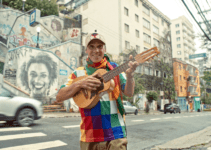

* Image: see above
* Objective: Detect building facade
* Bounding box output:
[69,0,171,56]
[173,58,200,111]
[171,16,197,67]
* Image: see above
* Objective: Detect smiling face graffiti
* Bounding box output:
[28,63,50,98]
[20,52,58,103]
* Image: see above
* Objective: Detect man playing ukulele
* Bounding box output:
[56,33,139,150]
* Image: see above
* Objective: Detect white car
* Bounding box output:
[123,101,138,115]
[0,89,43,127]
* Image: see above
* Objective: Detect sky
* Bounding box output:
[148,0,206,55]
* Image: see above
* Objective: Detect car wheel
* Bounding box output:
[16,108,35,127]
[134,110,138,115]
[170,112,172,114]
[164,112,166,114]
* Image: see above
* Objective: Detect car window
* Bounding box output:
[127,102,132,106]
[0,91,11,97]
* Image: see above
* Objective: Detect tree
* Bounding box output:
[3,0,58,17]
[145,91,158,113]
[201,71,211,104]
[154,58,176,102]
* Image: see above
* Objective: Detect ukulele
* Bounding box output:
[72,47,160,109]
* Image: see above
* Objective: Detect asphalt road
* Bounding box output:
[0,111,211,150]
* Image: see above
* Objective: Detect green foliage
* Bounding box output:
[3,0,58,17]
[146,91,158,103]
[155,59,176,102]
[201,71,211,86]
[0,62,4,74]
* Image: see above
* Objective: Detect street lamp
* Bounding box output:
[36,27,41,48]
[22,0,26,12]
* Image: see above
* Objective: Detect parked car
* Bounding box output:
[0,89,43,126]
[123,101,138,115]
[164,103,181,114]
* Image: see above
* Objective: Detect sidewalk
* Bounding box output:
[151,126,211,150]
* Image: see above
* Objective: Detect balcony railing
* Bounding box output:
[190,92,198,95]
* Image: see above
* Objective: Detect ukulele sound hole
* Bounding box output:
[90,78,104,99]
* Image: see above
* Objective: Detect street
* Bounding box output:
[0,111,211,150]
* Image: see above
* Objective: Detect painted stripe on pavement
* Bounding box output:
[174,117,181,118]
[0,132,46,141]
[150,118,161,121]
[164,117,172,119]
[131,120,145,122]
[63,125,80,128]
[0,140,67,150]
[0,127,31,132]
[183,116,189,117]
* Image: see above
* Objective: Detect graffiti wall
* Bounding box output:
[3,46,75,104]
[47,41,82,87]
[0,9,82,50]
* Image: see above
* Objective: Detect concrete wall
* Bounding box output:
[2,45,82,104]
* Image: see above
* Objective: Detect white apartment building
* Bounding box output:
[171,16,197,67]
[70,0,171,57]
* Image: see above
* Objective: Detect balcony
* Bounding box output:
[190,80,198,86]
[190,92,198,95]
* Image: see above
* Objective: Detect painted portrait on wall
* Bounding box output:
[19,52,58,103]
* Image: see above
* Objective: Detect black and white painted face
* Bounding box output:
[27,63,50,97]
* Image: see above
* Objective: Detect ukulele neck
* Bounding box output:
[102,58,135,82]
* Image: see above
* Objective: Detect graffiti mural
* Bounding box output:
[19,52,58,101]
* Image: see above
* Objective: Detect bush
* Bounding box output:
[146,91,158,103]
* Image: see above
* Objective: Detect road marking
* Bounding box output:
[163,117,172,119]
[63,125,80,128]
[183,116,189,117]
[150,118,161,121]
[196,115,199,116]
[174,117,181,118]
[132,120,145,122]
[190,116,194,117]
[0,132,46,141]
[0,127,31,132]
[0,140,67,150]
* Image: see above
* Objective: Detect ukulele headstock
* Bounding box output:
[135,47,160,64]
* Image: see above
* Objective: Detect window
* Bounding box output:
[164,72,167,78]
[176,37,180,41]
[162,20,164,26]
[176,30,180,34]
[124,7,129,16]
[153,25,159,35]
[180,86,182,92]
[153,13,158,22]
[144,33,151,44]
[179,64,181,70]
[125,41,130,49]
[125,24,129,32]
[135,14,139,22]
[143,19,150,29]
[144,47,148,51]
[143,5,150,16]
[175,24,179,27]
[145,67,152,75]
[136,45,140,53]
[136,30,139,38]
[180,75,182,80]
[177,51,181,55]
[155,70,160,77]
[135,0,138,7]
[153,38,159,47]
[177,44,181,48]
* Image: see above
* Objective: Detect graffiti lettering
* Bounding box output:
[70,29,79,38]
